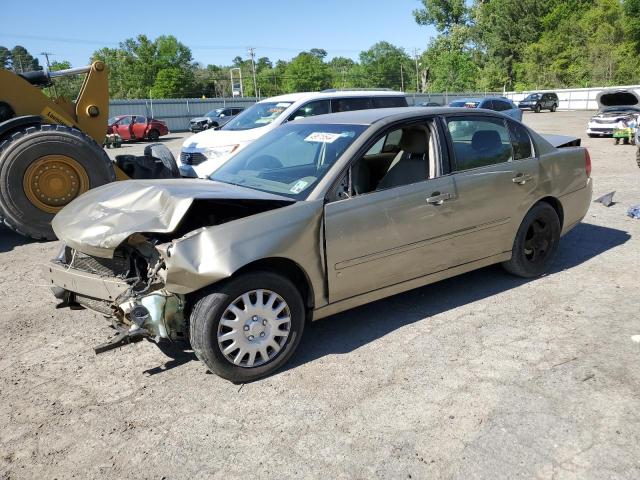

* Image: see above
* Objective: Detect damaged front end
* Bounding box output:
[46,235,186,353]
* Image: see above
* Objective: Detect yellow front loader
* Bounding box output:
[0,62,143,240]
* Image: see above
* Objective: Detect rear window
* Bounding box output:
[373,96,408,108]
[492,100,513,111]
[332,97,373,112]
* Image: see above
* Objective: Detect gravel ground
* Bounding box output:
[1,111,639,479]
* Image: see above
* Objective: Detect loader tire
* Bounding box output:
[0,124,116,240]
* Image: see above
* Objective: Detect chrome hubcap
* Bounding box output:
[217,289,291,368]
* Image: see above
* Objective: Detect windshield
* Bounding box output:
[523,94,540,101]
[211,123,367,199]
[108,117,119,125]
[222,102,292,131]
[205,109,224,117]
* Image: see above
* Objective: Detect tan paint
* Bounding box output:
[46,111,593,325]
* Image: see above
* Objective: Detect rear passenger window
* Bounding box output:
[289,100,330,121]
[332,97,372,113]
[492,100,512,111]
[373,97,407,108]
[446,116,513,171]
[508,121,534,160]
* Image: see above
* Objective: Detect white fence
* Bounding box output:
[503,85,640,111]
[108,85,640,131]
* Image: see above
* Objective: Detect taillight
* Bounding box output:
[585,149,591,177]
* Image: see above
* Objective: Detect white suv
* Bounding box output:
[178,90,408,178]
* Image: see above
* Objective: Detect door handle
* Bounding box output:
[426,192,452,205]
[512,173,533,185]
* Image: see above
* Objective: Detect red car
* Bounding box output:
[107,115,169,141]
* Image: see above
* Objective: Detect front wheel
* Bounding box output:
[502,202,560,278]
[534,104,541,113]
[189,271,305,383]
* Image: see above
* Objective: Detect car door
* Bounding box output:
[443,114,540,258]
[323,118,459,302]
[115,116,132,140]
[131,115,147,139]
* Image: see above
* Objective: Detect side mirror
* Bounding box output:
[219,114,226,117]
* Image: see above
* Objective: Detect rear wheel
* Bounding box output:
[0,124,115,240]
[502,202,560,278]
[189,271,305,383]
[147,129,160,141]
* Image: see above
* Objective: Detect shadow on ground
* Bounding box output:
[285,222,630,372]
[0,224,39,253]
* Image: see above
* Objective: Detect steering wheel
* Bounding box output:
[246,155,282,170]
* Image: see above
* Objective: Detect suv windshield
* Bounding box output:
[211,123,367,199]
[205,109,224,117]
[222,102,292,131]
[523,94,541,101]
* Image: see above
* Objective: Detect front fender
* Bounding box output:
[162,200,327,306]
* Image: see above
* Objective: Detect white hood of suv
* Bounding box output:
[182,125,270,150]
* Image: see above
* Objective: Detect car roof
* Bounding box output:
[293,106,500,126]
[259,90,406,104]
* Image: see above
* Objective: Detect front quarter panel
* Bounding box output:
[162,200,327,306]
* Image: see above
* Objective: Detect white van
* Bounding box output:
[178,90,408,178]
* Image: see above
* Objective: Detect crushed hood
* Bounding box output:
[52,179,292,258]
[596,89,640,110]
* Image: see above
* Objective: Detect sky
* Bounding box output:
[0,0,436,68]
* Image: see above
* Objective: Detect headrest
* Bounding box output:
[399,128,429,154]
[471,130,502,152]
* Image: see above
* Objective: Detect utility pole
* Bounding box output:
[400,64,404,91]
[413,49,420,94]
[248,47,258,99]
[40,52,54,70]
[40,52,57,96]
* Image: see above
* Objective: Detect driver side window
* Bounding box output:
[334,120,439,199]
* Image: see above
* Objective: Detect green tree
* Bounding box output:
[421,35,478,92]
[92,35,194,98]
[0,47,10,69]
[282,52,331,92]
[414,0,469,33]
[9,46,41,72]
[44,60,84,99]
[359,41,413,90]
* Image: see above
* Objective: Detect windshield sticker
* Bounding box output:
[275,102,292,108]
[290,180,309,194]
[305,132,342,143]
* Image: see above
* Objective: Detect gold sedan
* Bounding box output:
[46,107,593,382]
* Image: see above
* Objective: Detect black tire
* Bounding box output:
[0,124,116,240]
[636,147,640,168]
[189,271,305,383]
[534,104,541,113]
[502,202,561,278]
[143,143,180,178]
[587,133,596,138]
[147,129,160,141]
[550,104,557,112]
